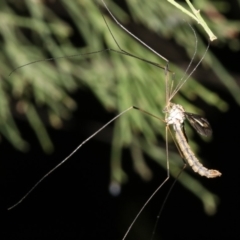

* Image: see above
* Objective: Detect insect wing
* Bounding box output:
[185,112,212,137]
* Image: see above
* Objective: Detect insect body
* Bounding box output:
[166,103,221,178]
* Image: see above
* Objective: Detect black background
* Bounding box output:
[2,1,240,240]
[3,86,239,240]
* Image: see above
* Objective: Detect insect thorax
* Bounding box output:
[165,103,185,127]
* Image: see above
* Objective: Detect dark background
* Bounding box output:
[3,79,239,240]
[2,1,240,240]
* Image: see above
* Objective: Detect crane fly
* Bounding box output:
[8,2,221,237]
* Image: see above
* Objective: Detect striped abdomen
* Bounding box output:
[174,124,221,178]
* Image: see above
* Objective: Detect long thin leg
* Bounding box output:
[9,1,172,76]
[100,0,169,64]
[121,122,172,240]
[8,106,164,210]
[122,174,170,240]
[150,163,187,240]
[149,125,187,240]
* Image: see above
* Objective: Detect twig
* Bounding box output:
[167,0,217,41]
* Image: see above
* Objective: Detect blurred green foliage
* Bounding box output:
[2,0,240,214]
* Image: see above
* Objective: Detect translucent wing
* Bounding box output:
[184,112,212,137]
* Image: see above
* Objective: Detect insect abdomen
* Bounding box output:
[174,125,222,178]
